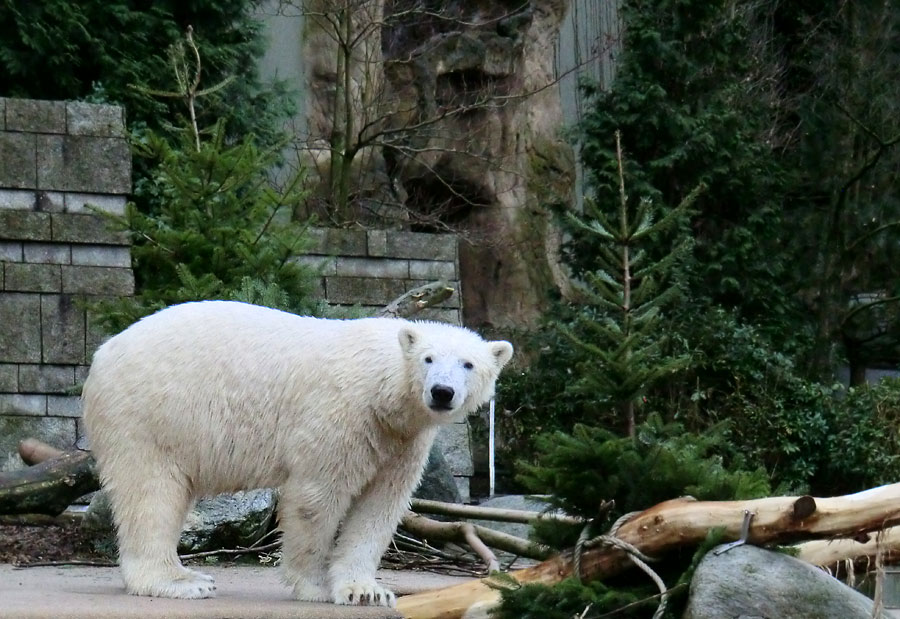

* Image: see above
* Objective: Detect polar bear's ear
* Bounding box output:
[398,326,419,355]
[490,341,514,369]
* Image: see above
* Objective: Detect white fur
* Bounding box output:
[82,300,513,607]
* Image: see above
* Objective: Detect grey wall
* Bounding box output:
[0,99,133,471]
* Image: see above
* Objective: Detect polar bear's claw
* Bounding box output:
[333,580,396,607]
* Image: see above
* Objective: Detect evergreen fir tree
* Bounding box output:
[93,30,319,332]
[562,132,701,436]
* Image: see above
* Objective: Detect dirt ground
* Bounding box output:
[0,521,108,565]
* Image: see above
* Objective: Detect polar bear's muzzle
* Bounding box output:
[428,384,456,412]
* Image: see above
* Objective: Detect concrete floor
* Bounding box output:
[0,564,472,618]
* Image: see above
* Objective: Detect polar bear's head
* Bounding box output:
[399,322,513,421]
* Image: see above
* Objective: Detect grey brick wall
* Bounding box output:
[301,227,474,499]
[301,227,463,325]
[0,99,132,471]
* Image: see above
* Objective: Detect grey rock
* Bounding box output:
[6,99,66,133]
[61,265,134,296]
[85,488,279,555]
[433,422,474,476]
[180,489,278,553]
[0,132,36,189]
[0,210,52,242]
[41,294,86,364]
[4,262,62,292]
[413,444,463,504]
[684,544,884,619]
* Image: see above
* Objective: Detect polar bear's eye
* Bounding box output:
[463,361,474,370]
[425,356,433,363]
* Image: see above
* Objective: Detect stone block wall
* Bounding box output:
[300,227,462,325]
[301,227,475,499]
[0,99,133,470]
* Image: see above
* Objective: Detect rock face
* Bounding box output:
[84,488,277,554]
[298,0,576,330]
[684,544,883,619]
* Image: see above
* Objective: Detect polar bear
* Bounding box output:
[82,300,513,606]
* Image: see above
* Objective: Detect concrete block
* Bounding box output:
[3,263,61,292]
[412,280,461,308]
[0,364,16,392]
[66,102,126,137]
[409,259,457,280]
[61,266,134,295]
[47,395,82,417]
[291,255,337,276]
[5,99,65,133]
[51,212,129,245]
[37,135,131,194]
[367,230,388,256]
[0,416,77,471]
[0,132,37,188]
[71,245,131,268]
[0,97,4,130]
[0,393,47,416]
[65,193,127,215]
[434,422,475,476]
[307,228,367,256]
[0,293,41,362]
[23,243,71,264]
[18,364,75,393]
[0,189,36,210]
[385,231,457,261]
[0,242,23,262]
[334,257,409,278]
[0,210,51,241]
[325,276,408,305]
[41,294,86,364]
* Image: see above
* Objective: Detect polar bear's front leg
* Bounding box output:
[328,432,435,607]
[279,482,349,603]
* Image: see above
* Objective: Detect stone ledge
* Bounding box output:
[409,259,456,280]
[23,243,71,265]
[0,393,47,416]
[47,395,82,417]
[71,245,131,268]
[382,230,457,261]
[0,242,23,262]
[64,193,127,215]
[5,99,66,134]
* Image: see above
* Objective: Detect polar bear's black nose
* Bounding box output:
[431,385,455,406]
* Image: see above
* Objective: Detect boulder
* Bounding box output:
[413,444,463,504]
[684,544,884,619]
[83,488,277,555]
[471,494,550,541]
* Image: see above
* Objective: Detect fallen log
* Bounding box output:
[794,525,900,570]
[396,483,900,619]
[410,498,584,526]
[0,451,99,516]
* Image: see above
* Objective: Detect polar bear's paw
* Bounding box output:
[184,567,215,583]
[332,579,396,607]
[127,573,217,599]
